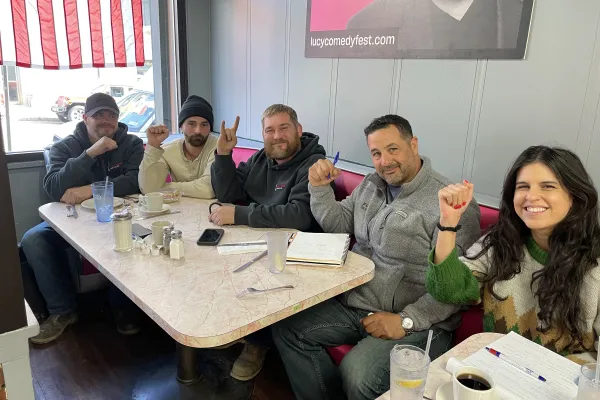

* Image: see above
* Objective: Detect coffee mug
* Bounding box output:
[151,221,173,246]
[139,192,164,212]
[453,366,497,400]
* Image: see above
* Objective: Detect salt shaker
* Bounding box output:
[169,230,185,260]
[111,211,133,252]
[163,226,174,256]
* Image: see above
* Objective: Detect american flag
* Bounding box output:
[0,0,145,69]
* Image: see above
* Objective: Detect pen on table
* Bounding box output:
[485,347,547,382]
[328,151,340,179]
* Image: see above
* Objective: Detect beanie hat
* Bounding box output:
[178,95,214,130]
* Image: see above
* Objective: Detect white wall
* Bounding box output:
[185,0,212,102]
[207,0,600,206]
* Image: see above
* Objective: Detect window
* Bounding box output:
[119,92,156,135]
[110,87,125,98]
[0,0,157,153]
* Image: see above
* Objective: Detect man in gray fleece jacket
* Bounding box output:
[272,115,480,400]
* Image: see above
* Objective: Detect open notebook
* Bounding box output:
[286,232,351,267]
[446,331,581,400]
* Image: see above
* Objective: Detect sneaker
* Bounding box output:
[114,309,141,336]
[230,343,268,381]
[30,313,78,345]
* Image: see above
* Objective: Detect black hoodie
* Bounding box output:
[44,121,144,202]
[211,132,327,231]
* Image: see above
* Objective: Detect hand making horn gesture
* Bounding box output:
[216,116,240,156]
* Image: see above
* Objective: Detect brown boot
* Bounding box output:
[30,313,78,345]
[230,343,268,381]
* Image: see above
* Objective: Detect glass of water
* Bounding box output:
[267,231,288,274]
[390,344,430,400]
[577,363,600,399]
[91,181,114,223]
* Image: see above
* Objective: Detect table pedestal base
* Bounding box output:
[133,345,254,400]
[177,343,201,385]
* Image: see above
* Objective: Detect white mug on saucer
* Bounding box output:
[139,192,164,212]
[453,366,496,400]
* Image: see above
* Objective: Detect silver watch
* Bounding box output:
[399,312,414,336]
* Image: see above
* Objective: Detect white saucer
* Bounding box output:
[81,197,125,210]
[436,382,453,400]
[139,204,171,215]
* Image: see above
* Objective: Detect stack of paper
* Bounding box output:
[446,332,581,400]
[217,241,267,256]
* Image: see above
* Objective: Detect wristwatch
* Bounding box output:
[399,311,414,336]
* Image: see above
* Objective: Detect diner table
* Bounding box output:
[38,197,375,385]
[377,332,504,400]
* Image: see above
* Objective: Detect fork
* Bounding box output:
[66,205,78,219]
[236,285,295,298]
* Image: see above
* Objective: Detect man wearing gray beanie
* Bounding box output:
[139,95,218,198]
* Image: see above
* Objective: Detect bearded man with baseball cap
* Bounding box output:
[21,93,144,345]
[138,95,218,198]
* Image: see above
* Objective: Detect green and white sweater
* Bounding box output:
[426,237,600,364]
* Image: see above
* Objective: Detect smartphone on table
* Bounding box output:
[197,229,224,246]
[132,223,152,238]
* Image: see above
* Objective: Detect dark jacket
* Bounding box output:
[44,122,144,201]
[211,132,327,231]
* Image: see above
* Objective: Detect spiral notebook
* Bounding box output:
[286,232,351,267]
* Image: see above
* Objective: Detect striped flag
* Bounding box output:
[0,0,145,69]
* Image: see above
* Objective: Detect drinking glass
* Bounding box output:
[91,181,114,222]
[390,344,430,400]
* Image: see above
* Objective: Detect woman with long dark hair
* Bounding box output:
[426,146,600,362]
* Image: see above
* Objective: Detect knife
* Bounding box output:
[134,210,181,221]
[233,250,268,273]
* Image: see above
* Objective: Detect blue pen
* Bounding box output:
[328,151,340,179]
[486,347,547,382]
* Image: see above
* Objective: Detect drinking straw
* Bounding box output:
[595,335,600,383]
[424,329,433,366]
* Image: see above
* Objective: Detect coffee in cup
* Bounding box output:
[457,372,492,391]
[453,366,496,400]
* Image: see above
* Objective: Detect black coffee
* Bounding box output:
[457,373,491,391]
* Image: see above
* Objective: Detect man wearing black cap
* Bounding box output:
[20,93,144,345]
[138,95,218,198]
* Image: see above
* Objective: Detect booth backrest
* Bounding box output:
[232,146,259,166]
[229,146,501,231]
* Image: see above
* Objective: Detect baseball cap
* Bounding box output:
[85,93,119,117]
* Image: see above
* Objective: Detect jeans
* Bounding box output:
[21,221,133,316]
[272,297,453,400]
[21,222,77,315]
